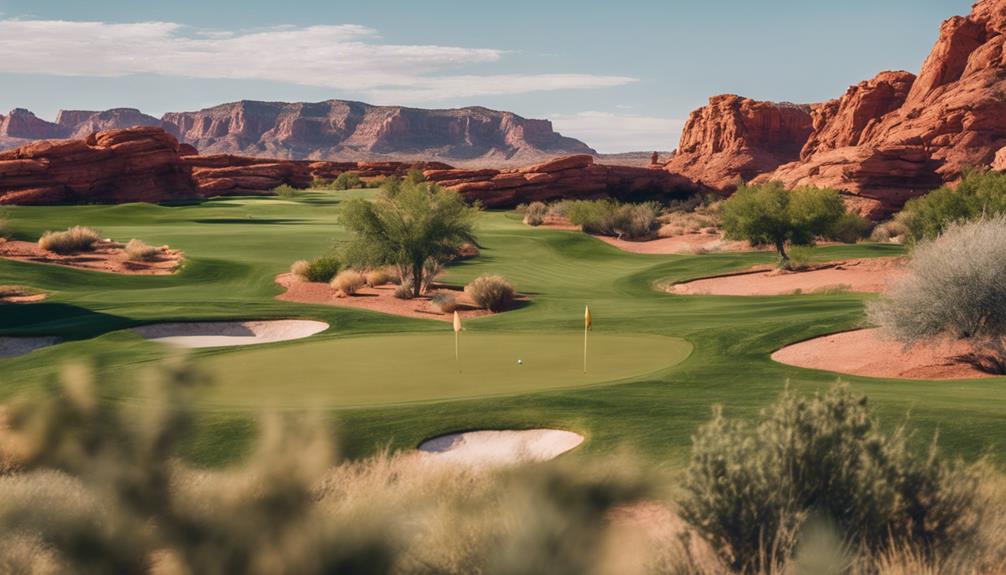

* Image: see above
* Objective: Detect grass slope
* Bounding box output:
[1,191,1003,469]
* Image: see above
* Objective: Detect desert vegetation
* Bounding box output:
[465,274,516,312]
[721,182,869,267]
[290,255,341,283]
[37,226,102,254]
[869,215,1006,373]
[339,177,479,298]
[124,239,161,261]
[330,269,366,296]
[897,170,1006,242]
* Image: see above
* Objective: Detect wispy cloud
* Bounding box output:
[549,111,684,153]
[0,19,636,102]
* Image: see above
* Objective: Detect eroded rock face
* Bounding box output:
[0,109,65,140]
[664,95,813,190]
[56,109,174,139]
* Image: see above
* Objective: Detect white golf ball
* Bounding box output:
[517,359,524,365]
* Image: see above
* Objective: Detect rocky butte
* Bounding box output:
[667,0,1006,218]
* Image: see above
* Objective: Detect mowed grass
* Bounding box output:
[1,190,1004,468]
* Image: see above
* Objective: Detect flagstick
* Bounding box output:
[455,329,460,373]
[583,324,588,373]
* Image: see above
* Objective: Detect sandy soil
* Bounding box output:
[0,239,183,275]
[594,233,753,255]
[669,257,907,296]
[0,336,62,358]
[417,429,584,467]
[276,274,521,322]
[0,286,47,304]
[132,320,329,349]
[772,328,993,380]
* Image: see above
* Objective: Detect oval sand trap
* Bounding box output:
[0,336,62,358]
[133,320,328,349]
[418,429,584,467]
[772,328,992,380]
[670,258,906,296]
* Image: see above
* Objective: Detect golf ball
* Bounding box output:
[517,359,524,365]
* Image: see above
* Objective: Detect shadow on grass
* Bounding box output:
[0,302,131,340]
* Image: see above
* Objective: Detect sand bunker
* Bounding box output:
[0,239,183,275]
[594,233,753,255]
[772,328,993,380]
[418,429,585,467]
[669,257,906,296]
[276,274,523,322]
[0,336,62,358]
[0,286,47,304]
[133,320,328,349]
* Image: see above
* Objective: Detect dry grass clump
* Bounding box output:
[124,239,161,261]
[430,292,458,313]
[364,268,392,287]
[465,274,515,312]
[393,282,414,300]
[290,255,341,283]
[520,201,549,226]
[330,269,366,296]
[37,226,101,254]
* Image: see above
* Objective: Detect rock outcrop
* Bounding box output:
[0,128,691,206]
[55,109,173,140]
[0,127,196,204]
[664,95,813,190]
[427,154,698,208]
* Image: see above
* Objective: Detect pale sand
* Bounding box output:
[594,233,753,255]
[0,239,183,275]
[133,320,329,349]
[417,429,585,467]
[0,336,62,358]
[670,258,907,296]
[772,328,992,380]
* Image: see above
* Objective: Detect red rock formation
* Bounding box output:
[0,109,65,140]
[0,127,196,205]
[428,155,699,208]
[664,95,813,190]
[55,108,174,139]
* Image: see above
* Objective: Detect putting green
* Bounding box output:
[191,332,691,409]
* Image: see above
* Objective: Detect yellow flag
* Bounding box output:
[453,311,462,333]
[584,305,592,330]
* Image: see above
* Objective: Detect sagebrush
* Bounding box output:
[37,226,101,254]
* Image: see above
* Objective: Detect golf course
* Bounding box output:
[1,188,1003,468]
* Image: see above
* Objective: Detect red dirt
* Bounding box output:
[670,257,907,296]
[275,274,522,322]
[0,239,182,275]
[772,328,993,380]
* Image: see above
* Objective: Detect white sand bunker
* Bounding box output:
[418,429,584,467]
[133,320,328,349]
[0,336,62,358]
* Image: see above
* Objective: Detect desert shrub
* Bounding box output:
[364,268,392,287]
[404,169,426,184]
[393,281,414,300]
[565,199,661,240]
[548,200,572,218]
[826,212,873,243]
[721,182,845,267]
[868,215,1006,373]
[786,245,814,271]
[430,292,458,313]
[292,256,341,283]
[681,383,983,573]
[900,169,1006,242]
[465,274,515,312]
[330,269,366,296]
[565,199,618,234]
[273,184,298,198]
[340,179,478,298]
[870,214,911,243]
[333,172,363,191]
[37,226,101,254]
[522,201,549,226]
[124,239,160,261]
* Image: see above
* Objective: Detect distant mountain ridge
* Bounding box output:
[0,100,596,165]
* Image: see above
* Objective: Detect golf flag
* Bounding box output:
[585,305,592,331]
[583,305,592,373]
[453,311,461,372]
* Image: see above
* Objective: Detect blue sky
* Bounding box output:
[0,0,971,152]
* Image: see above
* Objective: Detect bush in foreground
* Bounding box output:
[869,215,1006,373]
[124,239,160,261]
[465,274,515,312]
[37,226,101,254]
[290,256,341,283]
[682,383,983,573]
[330,269,366,296]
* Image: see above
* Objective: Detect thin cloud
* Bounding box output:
[549,111,685,153]
[0,19,636,102]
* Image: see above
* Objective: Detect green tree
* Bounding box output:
[333,172,364,191]
[720,182,846,265]
[900,169,1006,242]
[339,179,479,297]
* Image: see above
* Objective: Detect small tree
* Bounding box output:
[333,172,363,191]
[868,215,1006,373]
[339,179,479,298]
[720,182,845,266]
[900,169,1006,242]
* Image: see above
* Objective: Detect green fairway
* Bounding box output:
[1,190,1004,469]
[191,332,690,409]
